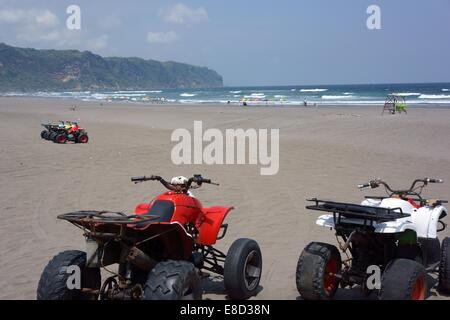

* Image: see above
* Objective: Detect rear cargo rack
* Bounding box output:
[306,198,410,226]
[58,210,158,225]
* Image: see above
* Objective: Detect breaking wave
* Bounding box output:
[300,88,328,92]
[180,93,197,97]
[322,95,354,100]
[419,94,450,99]
[395,92,421,96]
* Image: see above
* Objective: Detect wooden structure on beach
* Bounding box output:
[382,94,407,115]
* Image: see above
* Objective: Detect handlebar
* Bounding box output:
[357,183,371,190]
[131,174,219,192]
[189,174,219,186]
[358,177,444,198]
[427,178,443,184]
[131,175,161,183]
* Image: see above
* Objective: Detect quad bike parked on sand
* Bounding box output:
[40,122,89,144]
[37,174,262,300]
[40,122,61,140]
[296,178,449,300]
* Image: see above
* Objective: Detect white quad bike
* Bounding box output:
[296,178,449,300]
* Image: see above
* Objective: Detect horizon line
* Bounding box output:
[223,81,450,88]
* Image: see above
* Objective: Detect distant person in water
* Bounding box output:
[303,99,307,106]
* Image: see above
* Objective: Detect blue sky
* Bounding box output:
[0,0,449,86]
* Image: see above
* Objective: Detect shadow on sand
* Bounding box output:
[202,275,263,300]
[295,273,448,300]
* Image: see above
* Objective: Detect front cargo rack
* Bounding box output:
[306,198,410,226]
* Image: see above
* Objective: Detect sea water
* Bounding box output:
[3,83,450,106]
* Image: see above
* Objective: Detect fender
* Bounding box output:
[373,219,417,234]
[316,214,335,228]
[135,203,151,215]
[315,213,418,235]
[423,205,447,238]
[196,206,234,245]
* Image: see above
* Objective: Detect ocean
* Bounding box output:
[3,83,450,106]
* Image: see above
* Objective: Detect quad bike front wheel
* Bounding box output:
[143,260,202,300]
[224,238,262,300]
[379,258,427,300]
[296,242,341,300]
[76,134,89,143]
[40,130,48,139]
[438,237,450,293]
[37,250,101,300]
[55,134,67,144]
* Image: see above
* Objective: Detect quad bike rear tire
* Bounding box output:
[40,130,48,139]
[379,258,427,300]
[55,134,67,144]
[37,250,101,300]
[77,134,89,143]
[143,260,202,300]
[223,238,262,300]
[296,242,341,300]
[438,237,450,293]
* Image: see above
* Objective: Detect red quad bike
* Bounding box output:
[41,122,89,144]
[53,124,89,144]
[37,174,262,300]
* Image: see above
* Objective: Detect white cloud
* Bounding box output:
[15,27,82,47]
[99,16,121,30]
[0,9,22,23]
[86,35,109,51]
[147,31,178,44]
[35,9,59,28]
[161,3,208,25]
[17,29,60,42]
[0,7,107,52]
[0,8,61,43]
[0,9,59,27]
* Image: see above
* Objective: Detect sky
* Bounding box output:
[0,0,449,86]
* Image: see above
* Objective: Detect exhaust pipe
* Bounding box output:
[126,247,157,272]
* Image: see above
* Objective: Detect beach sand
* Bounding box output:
[0,97,449,300]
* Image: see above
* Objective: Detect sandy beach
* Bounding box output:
[0,97,449,300]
